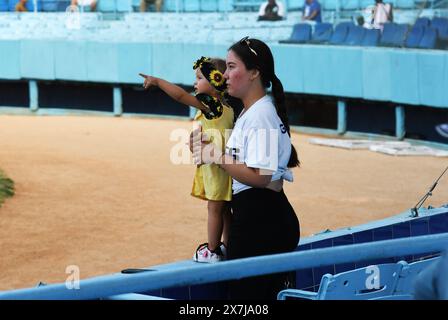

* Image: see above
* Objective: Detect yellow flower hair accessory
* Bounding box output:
[209,70,225,88]
[193,56,227,93]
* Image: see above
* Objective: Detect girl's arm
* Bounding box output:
[139,73,209,113]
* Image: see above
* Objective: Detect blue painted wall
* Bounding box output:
[1,40,447,108]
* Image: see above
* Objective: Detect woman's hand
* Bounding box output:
[139,73,158,90]
[189,126,223,165]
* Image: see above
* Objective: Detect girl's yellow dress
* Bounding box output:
[191,95,234,201]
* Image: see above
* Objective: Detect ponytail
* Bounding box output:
[271,75,300,168]
[228,37,300,168]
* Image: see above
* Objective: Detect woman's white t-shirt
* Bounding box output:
[225,95,294,195]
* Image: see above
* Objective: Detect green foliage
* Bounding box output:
[0,170,14,207]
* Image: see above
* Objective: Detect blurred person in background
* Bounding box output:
[15,0,28,12]
[140,0,163,12]
[302,0,322,23]
[363,0,393,31]
[414,250,448,300]
[71,0,97,11]
[258,0,286,21]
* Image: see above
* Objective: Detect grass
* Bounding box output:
[0,170,14,207]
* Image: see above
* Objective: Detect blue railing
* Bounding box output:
[1,232,447,300]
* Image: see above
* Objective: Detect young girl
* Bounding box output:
[139,57,234,263]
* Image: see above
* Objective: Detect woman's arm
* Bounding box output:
[190,129,272,188]
[219,154,272,188]
[139,73,209,113]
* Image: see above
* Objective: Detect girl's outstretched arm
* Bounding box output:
[139,73,208,113]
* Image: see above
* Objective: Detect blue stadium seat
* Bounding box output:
[379,23,396,46]
[0,0,9,11]
[380,23,408,47]
[418,26,438,49]
[279,23,312,43]
[361,28,380,46]
[394,23,410,47]
[343,25,366,45]
[431,17,448,41]
[41,0,58,11]
[57,0,70,11]
[431,17,448,31]
[329,21,353,45]
[405,25,425,48]
[311,22,333,43]
[278,261,407,300]
[394,257,440,297]
[414,17,430,29]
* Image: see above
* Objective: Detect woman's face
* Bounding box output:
[224,50,253,99]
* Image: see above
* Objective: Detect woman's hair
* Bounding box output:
[228,38,300,168]
[209,57,226,74]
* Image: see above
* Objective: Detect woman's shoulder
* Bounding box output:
[244,106,279,130]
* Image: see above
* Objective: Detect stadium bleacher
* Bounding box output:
[0,0,447,49]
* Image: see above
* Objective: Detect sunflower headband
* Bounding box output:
[193,56,226,93]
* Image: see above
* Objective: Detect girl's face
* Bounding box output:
[194,69,213,95]
[224,50,253,99]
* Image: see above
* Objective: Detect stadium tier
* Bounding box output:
[0,4,447,143]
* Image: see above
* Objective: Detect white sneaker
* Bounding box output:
[193,243,224,263]
[219,242,227,259]
[436,124,448,138]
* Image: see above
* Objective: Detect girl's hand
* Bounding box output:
[139,73,158,90]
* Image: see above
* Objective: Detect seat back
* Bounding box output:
[418,26,438,49]
[289,23,312,43]
[405,25,425,48]
[395,257,440,296]
[344,25,366,46]
[311,22,333,43]
[321,262,405,300]
[329,21,353,45]
[41,0,58,11]
[361,28,380,46]
[0,0,9,10]
[393,23,410,47]
[379,22,397,46]
[380,23,408,47]
[431,17,448,41]
[414,17,430,29]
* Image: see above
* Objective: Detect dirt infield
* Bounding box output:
[0,114,447,291]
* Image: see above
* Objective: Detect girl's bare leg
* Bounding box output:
[207,200,226,251]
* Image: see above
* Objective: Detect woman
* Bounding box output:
[191,37,300,299]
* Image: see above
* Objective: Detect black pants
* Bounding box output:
[227,188,300,300]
